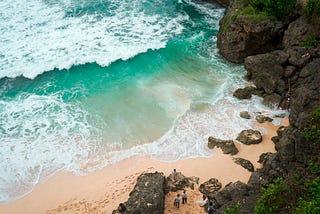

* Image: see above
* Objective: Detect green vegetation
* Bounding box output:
[303,35,318,47]
[295,178,320,213]
[247,0,296,19]
[303,106,320,143]
[241,5,274,21]
[254,178,285,214]
[306,0,320,16]
[224,203,240,214]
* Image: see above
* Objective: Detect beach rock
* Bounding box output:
[240,111,251,119]
[120,172,165,214]
[233,157,254,172]
[167,172,197,192]
[255,114,273,123]
[208,137,239,155]
[199,178,222,195]
[236,129,262,145]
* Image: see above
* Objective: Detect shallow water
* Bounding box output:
[0,0,287,202]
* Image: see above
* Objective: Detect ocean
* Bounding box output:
[0,0,286,202]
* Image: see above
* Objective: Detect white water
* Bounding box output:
[0,0,186,79]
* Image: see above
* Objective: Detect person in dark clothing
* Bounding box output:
[207,201,215,214]
[118,203,126,213]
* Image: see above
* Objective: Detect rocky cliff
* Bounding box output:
[214,0,320,213]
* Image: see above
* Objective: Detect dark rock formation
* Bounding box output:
[116,172,166,214]
[217,1,286,63]
[255,114,273,123]
[212,1,320,213]
[208,137,239,155]
[166,172,198,192]
[208,181,249,212]
[244,50,288,95]
[258,152,274,165]
[262,93,283,108]
[236,129,262,145]
[233,157,254,172]
[199,178,222,196]
[240,111,251,119]
[233,87,254,99]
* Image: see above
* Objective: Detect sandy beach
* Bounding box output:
[0,118,288,214]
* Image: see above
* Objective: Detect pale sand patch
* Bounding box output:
[0,118,289,214]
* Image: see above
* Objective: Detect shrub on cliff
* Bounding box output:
[303,106,320,143]
[306,0,320,16]
[254,178,285,214]
[248,0,296,19]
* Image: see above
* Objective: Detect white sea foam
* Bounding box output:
[0,0,186,79]
[0,93,101,202]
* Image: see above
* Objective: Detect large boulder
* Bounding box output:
[236,129,262,145]
[199,178,222,196]
[233,157,254,172]
[208,137,239,155]
[121,172,166,214]
[217,1,286,63]
[244,50,289,95]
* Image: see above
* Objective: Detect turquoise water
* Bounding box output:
[0,0,286,202]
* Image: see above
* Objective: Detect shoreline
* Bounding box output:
[0,117,289,214]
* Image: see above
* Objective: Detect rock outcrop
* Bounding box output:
[208,137,239,155]
[233,157,254,172]
[217,1,286,63]
[213,1,320,213]
[236,129,263,145]
[166,172,198,192]
[115,172,166,214]
[199,178,222,196]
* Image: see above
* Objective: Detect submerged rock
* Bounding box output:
[240,111,251,119]
[255,114,273,123]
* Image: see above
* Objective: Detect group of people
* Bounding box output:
[173,190,188,208]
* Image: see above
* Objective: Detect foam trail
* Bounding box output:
[0,0,186,79]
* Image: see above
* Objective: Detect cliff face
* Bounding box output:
[217,0,287,63]
[215,0,320,213]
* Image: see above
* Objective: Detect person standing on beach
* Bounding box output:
[174,194,180,208]
[172,169,177,180]
[182,190,187,204]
